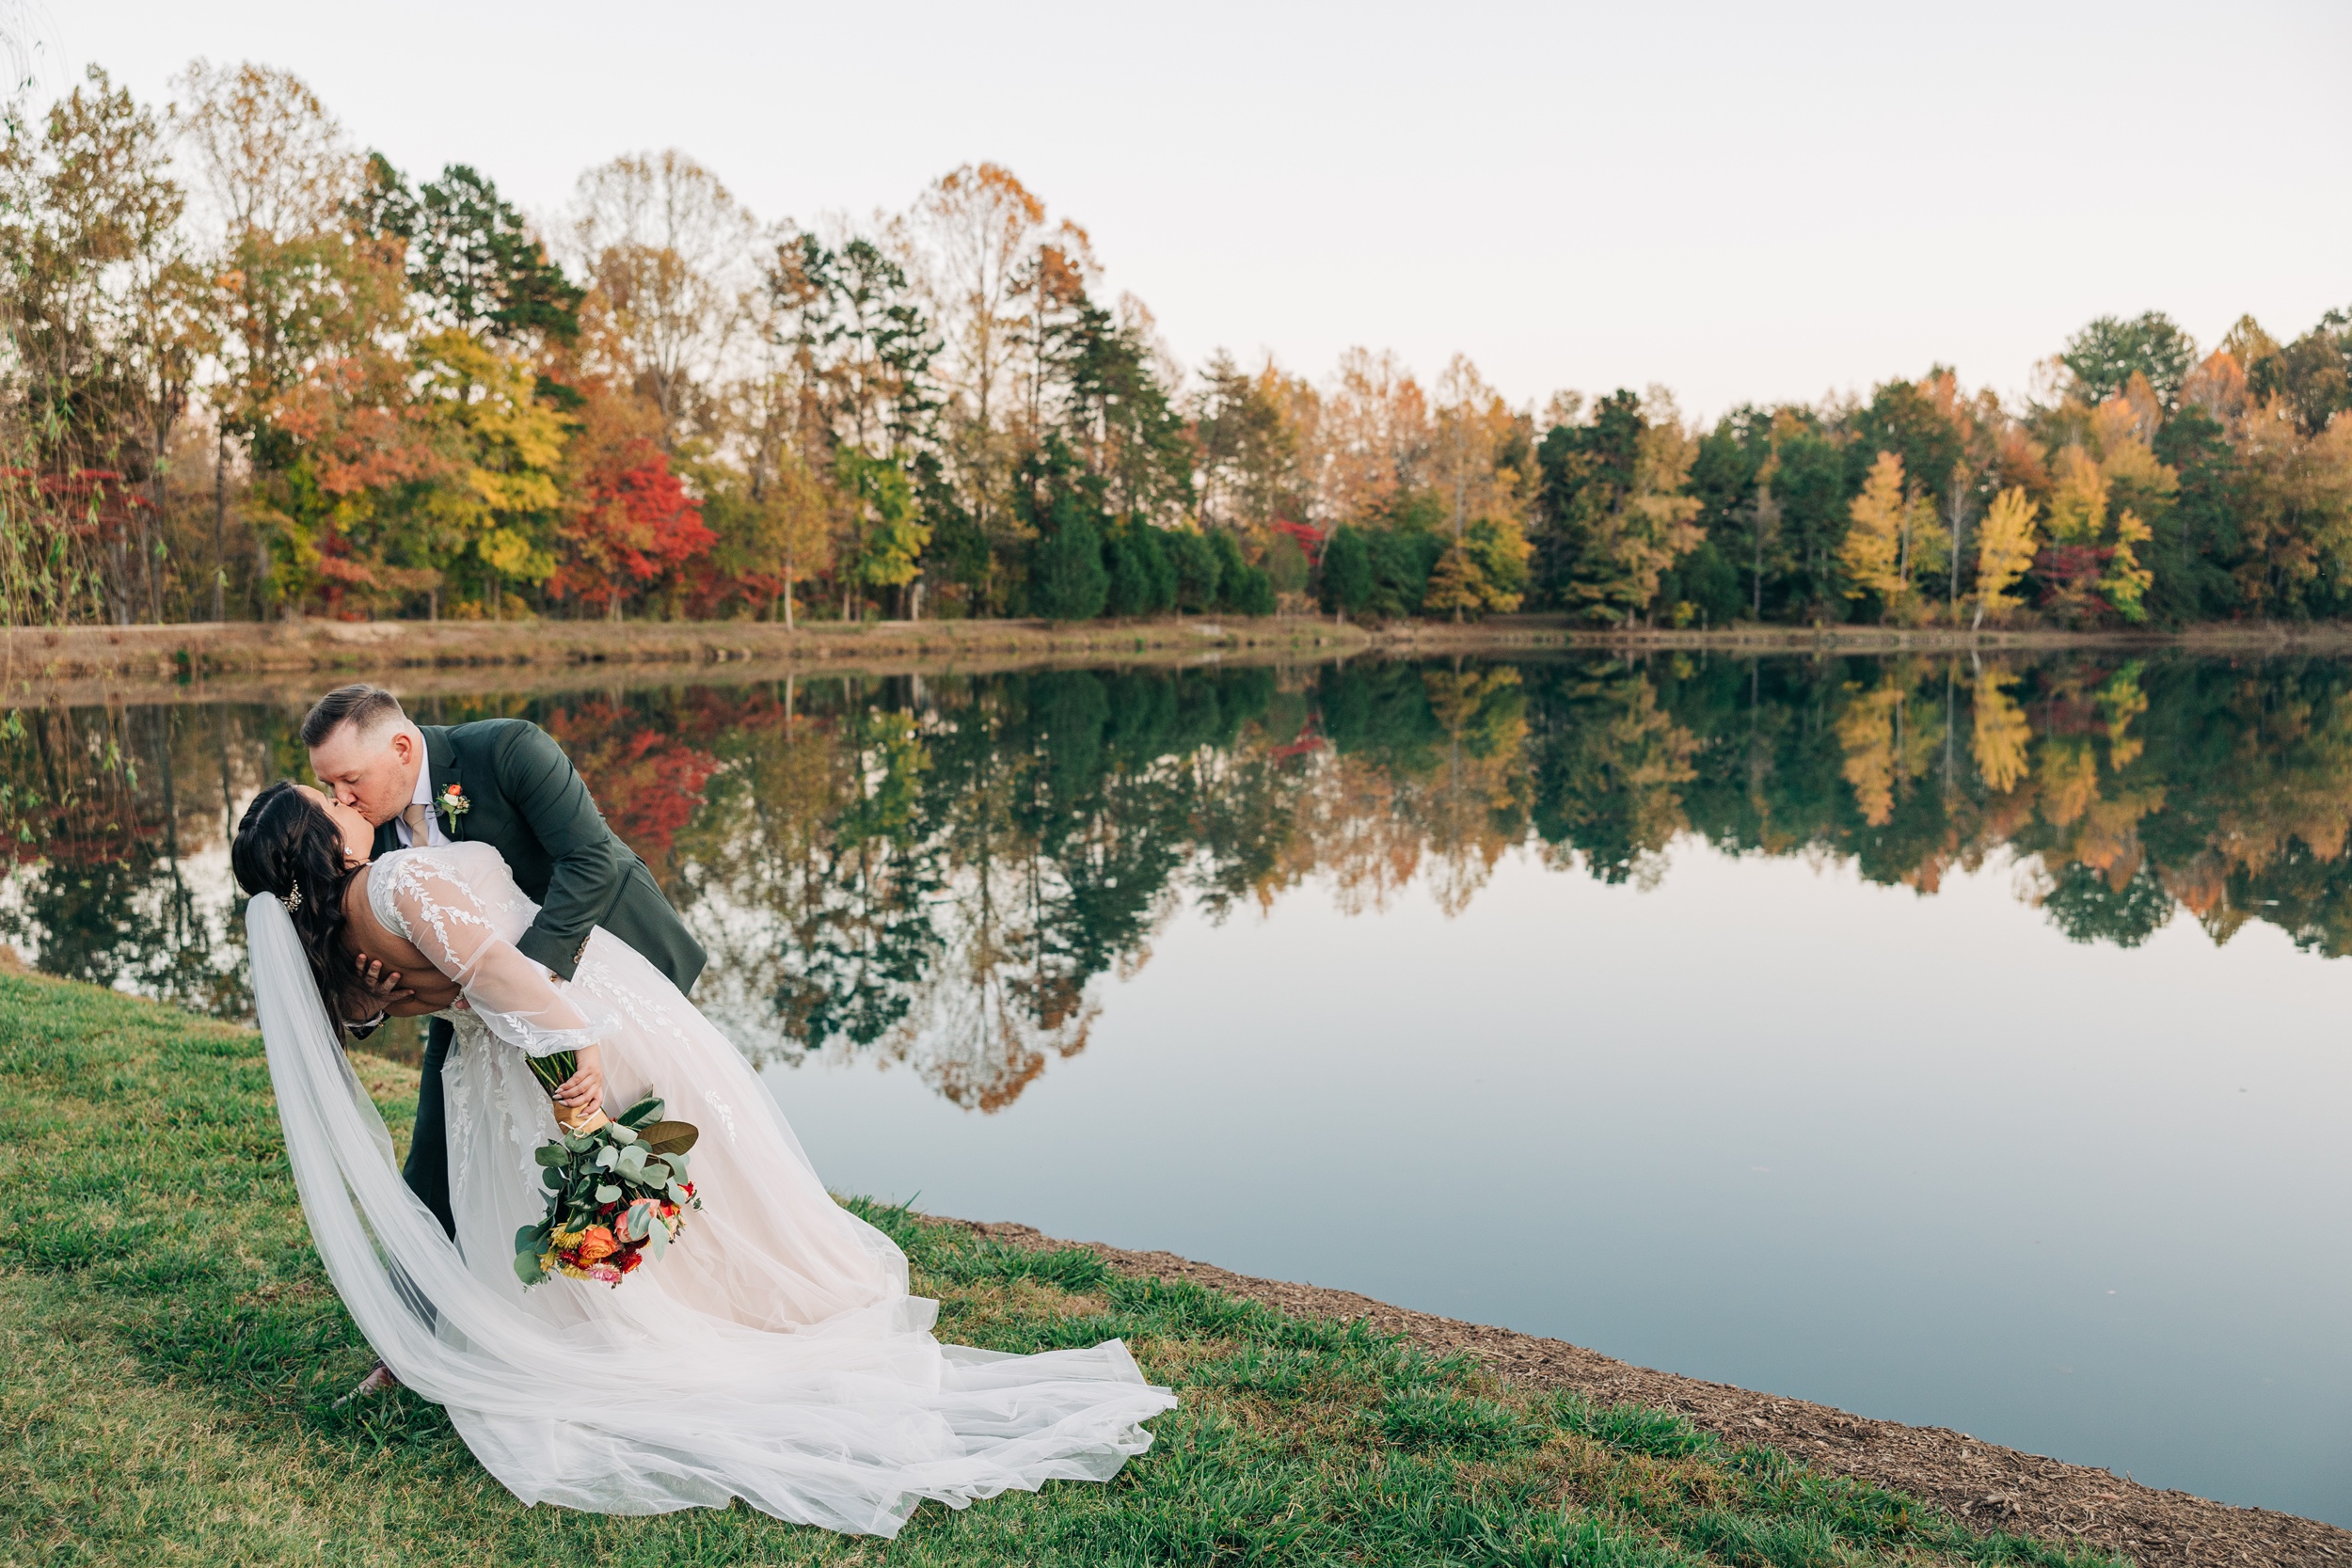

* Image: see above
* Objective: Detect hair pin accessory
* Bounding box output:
[284,883,305,912]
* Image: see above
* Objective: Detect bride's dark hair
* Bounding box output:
[232,782,370,1026]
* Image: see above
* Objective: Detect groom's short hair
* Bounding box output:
[301,684,408,749]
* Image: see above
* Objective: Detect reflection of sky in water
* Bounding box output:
[772,837,2352,1528]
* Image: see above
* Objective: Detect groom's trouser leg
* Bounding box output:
[402,1016,457,1239]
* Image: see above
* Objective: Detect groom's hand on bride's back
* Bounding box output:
[347,953,432,1028]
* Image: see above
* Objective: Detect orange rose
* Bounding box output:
[575,1225,619,1266]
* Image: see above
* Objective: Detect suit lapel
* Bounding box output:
[421,725,466,843]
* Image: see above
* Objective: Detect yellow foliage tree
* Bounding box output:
[416,329,570,610]
[1841,451,1946,618]
[2103,508,2153,623]
[2043,438,2165,623]
[1972,487,2040,628]
[2044,445,2110,545]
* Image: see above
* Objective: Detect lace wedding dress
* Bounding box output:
[247,840,1173,1534]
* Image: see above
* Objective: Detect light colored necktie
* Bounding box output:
[402,801,434,845]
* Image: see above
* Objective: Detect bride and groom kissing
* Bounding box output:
[230,685,1172,1535]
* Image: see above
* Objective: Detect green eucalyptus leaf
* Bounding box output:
[532,1142,566,1168]
[513,1250,544,1285]
[640,1161,670,1187]
[626,1204,653,1241]
[594,1145,619,1170]
[644,1223,668,1260]
[607,1123,638,1146]
[595,1182,621,1204]
[616,1144,648,1178]
[541,1165,564,1190]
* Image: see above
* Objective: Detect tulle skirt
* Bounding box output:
[250,895,1173,1537]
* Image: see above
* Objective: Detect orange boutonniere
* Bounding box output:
[436,782,469,835]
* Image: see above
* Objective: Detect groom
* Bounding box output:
[301,684,707,1238]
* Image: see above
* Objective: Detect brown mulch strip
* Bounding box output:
[957,1219,2349,1568]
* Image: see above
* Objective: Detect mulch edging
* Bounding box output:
[957,1219,2348,1568]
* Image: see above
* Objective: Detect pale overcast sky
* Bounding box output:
[33,0,2352,420]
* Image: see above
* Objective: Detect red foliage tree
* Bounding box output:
[553,438,715,614]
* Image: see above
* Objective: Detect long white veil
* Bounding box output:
[246,893,1172,1534]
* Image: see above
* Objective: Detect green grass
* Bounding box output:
[0,972,2128,1566]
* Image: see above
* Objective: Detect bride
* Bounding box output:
[229,780,1174,1535]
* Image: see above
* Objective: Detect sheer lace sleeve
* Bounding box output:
[376,852,618,1058]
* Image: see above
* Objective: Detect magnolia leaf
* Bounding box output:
[641,1119,699,1155]
[595,1183,621,1204]
[621,1096,664,1128]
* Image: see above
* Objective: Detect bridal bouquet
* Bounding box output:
[514,1076,703,1288]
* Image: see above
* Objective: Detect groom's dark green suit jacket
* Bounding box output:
[377,719,706,1235]
[372,721,705,985]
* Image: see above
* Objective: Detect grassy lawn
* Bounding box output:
[0,972,2124,1567]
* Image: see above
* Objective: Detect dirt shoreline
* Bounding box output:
[957,1218,2348,1568]
[0,615,1367,696]
[12,614,2352,705]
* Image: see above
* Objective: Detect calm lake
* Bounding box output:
[6,652,2347,1527]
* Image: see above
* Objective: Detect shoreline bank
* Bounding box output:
[13,613,2352,705]
[956,1220,2343,1568]
[0,616,1370,697]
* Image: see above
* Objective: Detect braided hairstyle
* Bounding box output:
[232,782,371,1027]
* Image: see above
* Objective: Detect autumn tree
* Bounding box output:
[572,150,754,452]
[554,434,712,618]
[1839,451,1946,620]
[706,452,832,626]
[1315,347,1428,528]
[1193,350,1305,531]
[1972,487,2040,628]
[1536,388,1702,624]
[0,66,207,623]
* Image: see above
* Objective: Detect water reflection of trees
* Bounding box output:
[12,653,2352,1110]
[0,703,276,1015]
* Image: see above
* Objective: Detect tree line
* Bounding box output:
[5,61,2350,632]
